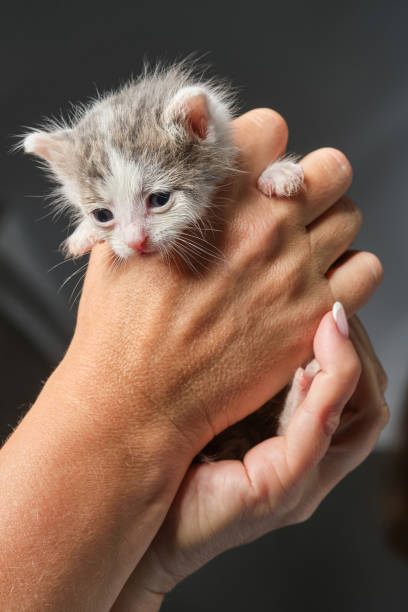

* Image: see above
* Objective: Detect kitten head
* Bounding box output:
[23,65,236,259]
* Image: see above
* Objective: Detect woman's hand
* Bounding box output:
[112,311,389,611]
[62,109,381,463]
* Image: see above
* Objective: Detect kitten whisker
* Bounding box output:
[175,234,225,264]
[105,250,123,277]
[175,241,218,265]
[170,241,202,275]
[47,256,77,273]
[174,237,218,272]
[191,226,222,233]
[58,263,88,293]
[166,243,186,273]
[69,271,87,309]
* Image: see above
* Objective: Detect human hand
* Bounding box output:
[2,109,383,611]
[111,310,389,610]
[60,109,382,469]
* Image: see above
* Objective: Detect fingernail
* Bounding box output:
[332,302,349,338]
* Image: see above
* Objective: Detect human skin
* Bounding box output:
[112,314,389,612]
[0,109,383,611]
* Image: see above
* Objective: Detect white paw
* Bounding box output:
[277,359,321,435]
[257,157,304,198]
[63,233,100,258]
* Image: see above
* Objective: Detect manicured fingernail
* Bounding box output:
[332,302,349,338]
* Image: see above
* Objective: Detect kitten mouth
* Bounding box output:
[126,237,158,256]
[132,245,157,257]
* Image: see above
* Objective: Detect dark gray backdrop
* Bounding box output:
[1,1,407,609]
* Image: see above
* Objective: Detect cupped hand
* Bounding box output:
[111,311,389,609]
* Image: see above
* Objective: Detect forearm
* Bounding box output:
[0,358,188,612]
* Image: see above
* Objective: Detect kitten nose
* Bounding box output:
[128,237,147,252]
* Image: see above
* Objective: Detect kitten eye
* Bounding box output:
[92,208,114,225]
[148,191,173,212]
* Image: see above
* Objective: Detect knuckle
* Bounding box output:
[379,369,389,393]
[321,147,354,182]
[337,197,363,238]
[339,196,362,224]
[354,205,363,231]
[349,198,362,225]
[362,252,384,287]
[378,402,391,428]
[248,107,289,140]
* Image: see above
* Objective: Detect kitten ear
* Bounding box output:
[24,129,73,165]
[164,87,210,140]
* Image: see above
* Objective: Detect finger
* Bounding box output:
[328,250,383,316]
[308,197,362,274]
[346,318,390,432]
[284,314,388,523]
[231,109,289,179]
[319,353,389,488]
[297,148,353,225]
[326,313,388,439]
[349,316,388,393]
[245,307,361,491]
[282,306,361,481]
[317,315,389,488]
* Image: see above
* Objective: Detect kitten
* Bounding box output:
[23,62,311,461]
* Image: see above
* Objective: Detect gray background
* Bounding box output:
[1,0,407,609]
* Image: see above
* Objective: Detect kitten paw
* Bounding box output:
[257,157,304,198]
[63,230,102,258]
[277,359,321,434]
[62,217,105,258]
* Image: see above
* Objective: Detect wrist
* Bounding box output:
[35,355,192,516]
[54,343,196,467]
[0,357,189,610]
[59,333,209,462]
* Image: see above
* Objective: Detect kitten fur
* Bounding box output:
[23,63,237,261]
[23,62,307,461]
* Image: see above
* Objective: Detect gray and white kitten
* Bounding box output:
[23,63,310,461]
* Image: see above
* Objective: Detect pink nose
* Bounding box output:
[128,237,147,252]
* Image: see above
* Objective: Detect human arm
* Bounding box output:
[0,109,382,611]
